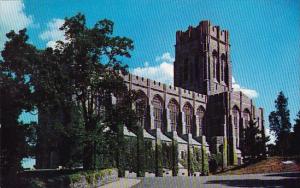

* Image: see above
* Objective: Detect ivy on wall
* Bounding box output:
[162,142,172,169]
[155,141,163,176]
[201,140,209,175]
[172,141,179,176]
[123,137,137,174]
[179,152,188,169]
[136,126,145,177]
[144,140,156,173]
[190,147,202,174]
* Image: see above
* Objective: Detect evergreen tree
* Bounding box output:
[241,120,268,163]
[269,91,291,156]
[291,111,300,154]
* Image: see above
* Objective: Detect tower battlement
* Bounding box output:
[176,20,229,46]
[174,20,232,96]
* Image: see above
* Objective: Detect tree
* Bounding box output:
[269,91,291,156]
[291,111,300,155]
[0,30,38,187]
[56,13,136,169]
[1,13,137,175]
[241,120,269,163]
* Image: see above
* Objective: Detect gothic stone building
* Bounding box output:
[37,20,265,175]
[122,20,265,167]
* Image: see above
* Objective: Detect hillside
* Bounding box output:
[219,157,300,175]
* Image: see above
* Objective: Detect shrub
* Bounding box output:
[69,173,82,184]
[144,140,156,173]
[201,144,209,175]
[209,153,222,173]
[136,126,145,177]
[156,142,163,176]
[27,178,45,188]
[172,141,179,176]
[191,147,202,173]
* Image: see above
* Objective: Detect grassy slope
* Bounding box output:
[219,156,300,175]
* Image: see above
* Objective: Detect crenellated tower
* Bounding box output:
[174,20,232,96]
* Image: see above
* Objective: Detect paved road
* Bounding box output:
[100,178,141,188]
[132,172,300,188]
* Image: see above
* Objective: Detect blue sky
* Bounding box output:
[1,0,300,144]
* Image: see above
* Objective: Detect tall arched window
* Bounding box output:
[183,103,193,134]
[212,51,218,80]
[216,59,220,82]
[232,106,240,147]
[135,91,148,129]
[224,60,229,85]
[243,109,251,128]
[168,99,179,132]
[221,54,226,82]
[153,96,163,129]
[197,107,206,136]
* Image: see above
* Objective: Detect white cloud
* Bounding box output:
[265,127,276,144]
[132,54,259,99]
[232,76,259,99]
[0,1,33,50]
[155,52,175,63]
[132,52,174,85]
[39,18,65,48]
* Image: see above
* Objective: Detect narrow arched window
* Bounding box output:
[212,51,218,80]
[153,96,163,129]
[135,92,147,129]
[232,106,240,147]
[221,54,226,82]
[224,61,229,85]
[183,103,193,134]
[197,107,205,136]
[243,109,251,128]
[168,100,179,132]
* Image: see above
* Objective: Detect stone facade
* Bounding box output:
[124,20,265,166]
[37,20,265,173]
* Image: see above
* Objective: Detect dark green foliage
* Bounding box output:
[201,143,209,175]
[161,142,172,169]
[179,152,188,169]
[269,91,291,156]
[136,126,145,177]
[55,14,135,169]
[291,111,300,155]
[190,147,202,174]
[0,31,38,187]
[144,140,156,173]
[209,153,222,173]
[240,120,269,163]
[0,13,137,186]
[116,124,125,177]
[172,141,179,176]
[122,137,136,174]
[20,168,117,188]
[155,142,163,176]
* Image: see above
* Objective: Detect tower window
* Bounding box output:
[232,106,240,147]
[212,51,218,80]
